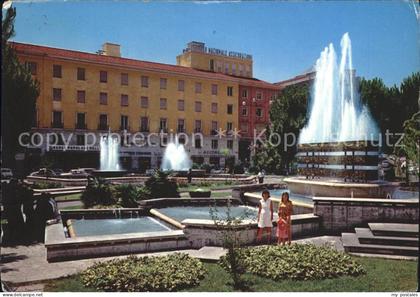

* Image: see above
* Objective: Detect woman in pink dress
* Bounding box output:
[277,192,292,245]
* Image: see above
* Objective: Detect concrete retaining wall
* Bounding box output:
[183,214,320,248]
[314,197,419,233]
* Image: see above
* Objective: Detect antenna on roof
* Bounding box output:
[96,50,104,55]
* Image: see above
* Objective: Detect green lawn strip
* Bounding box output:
[43,257,418,292]
[59,205,85,210]
[54,193,82,202]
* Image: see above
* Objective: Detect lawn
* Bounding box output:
[179,181,242,192]
[54,193,82,202]
[43,257,418,292]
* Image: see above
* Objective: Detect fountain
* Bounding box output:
[285,33,398,198]
[92,134,126,177]
[100,135,121,171]
[161,137,192,172]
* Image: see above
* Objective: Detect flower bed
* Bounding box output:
[81,253,206,292]
[221,244,365,281]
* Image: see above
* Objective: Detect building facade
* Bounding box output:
[13,41,279,172]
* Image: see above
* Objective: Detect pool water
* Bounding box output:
[70,217,173,237]
[252,189,314,205]
[156,205,258,223]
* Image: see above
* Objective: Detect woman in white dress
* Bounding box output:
[257,189,273,243]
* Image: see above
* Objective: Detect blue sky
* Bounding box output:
[7,0,419,86]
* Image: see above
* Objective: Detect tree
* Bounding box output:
[2,6,39,167]
[253,83,310,174]
[359,72,420,153]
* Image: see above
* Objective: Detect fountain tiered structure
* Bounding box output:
[285,33,397,198]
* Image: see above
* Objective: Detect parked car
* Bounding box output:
[29,168,57,177]
[145,169,156,176]
[1,168,13,180]
[61,169,89,178]
[52,168,64,176]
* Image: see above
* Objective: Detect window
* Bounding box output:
[178,100,185,111]
[216,61,222,72]
[211,102,218,113]
[77,90,86,103]
[232,64,236,75]
[76,134,85,145]
[53,64,62,78]
[160,98,167,110]
[77,67,85,80]
[177,119,185,132]
[121,73,128,85]
[225,63,229,73]
[52,111,62,128]
[159,118,167,132]
[140,117,149,132]
[211,139,218,149]
[256,91,263,100]
[53,88,62,101]
[120,115,129,130]
[178,136,186,145]
[241,89,248,98]
[227,140,233,150]
[194,137,202,148]
[241,107,248,116]
[178,80,185,91]
[160,78,167,89]
[227,104,233,114]
[194,120,202,133]
[211,121,218,135]
[195,82,202,93]
[227,122,233,132]
[209,59,214,71]
[227,86,233,97]
[211,84,218,95]
[195,101,202,112]
[141,76,149,88]
[99,71,107,83]
[99,114,108,130]
[99,92,108,105]
[240,123,248,133]
[239,64,244,76]
[76,112,86,129]
[141,96,149,108]
[121,94,129,106]
[256,108,263,117]
[26,61,37,75]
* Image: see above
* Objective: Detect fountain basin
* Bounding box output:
[284,176,399,198]
[91,170,127,178]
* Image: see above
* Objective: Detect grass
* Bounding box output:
[179,181,241,192]
[54,193,82,202]
[43,257,418,292]
[59,204,84,210]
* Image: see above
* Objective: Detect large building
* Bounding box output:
[12,41,281,172]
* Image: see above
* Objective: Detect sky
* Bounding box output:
[5,0,419,86]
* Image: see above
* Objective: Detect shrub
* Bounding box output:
[220,244,365,281]
[144,170,179,198]
[81,177,115,208]
[32,181,63,189]
[113,184,152,207]
[81,254,206,292]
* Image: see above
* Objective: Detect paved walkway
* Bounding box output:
[1,235,343,290]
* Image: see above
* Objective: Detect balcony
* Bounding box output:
[140,127,150,133]
[97,124,109,131]
[177,128,185,133]
[75,123,87,130]
[51,122,64,129]
[120,126,130,131]
[159,128,168,133]
[211,129,218,136]
[194,128,202,133]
